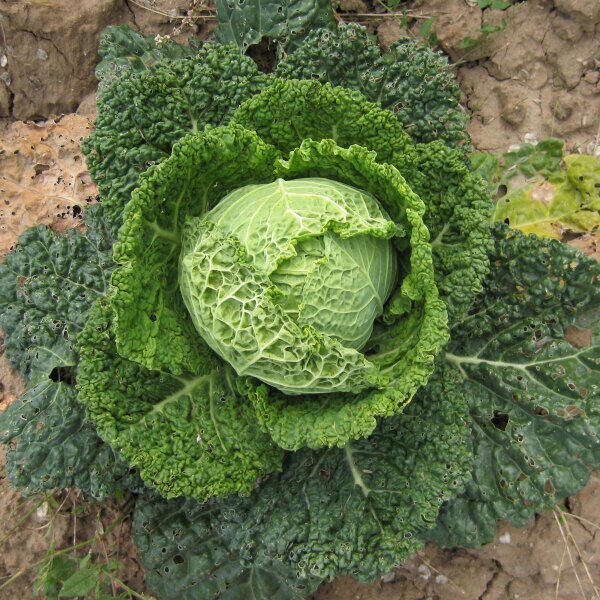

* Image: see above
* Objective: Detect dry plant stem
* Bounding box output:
[0,495,50,545]
[553,508,600,600]
[97,529,119,597]
[128,0,216,19]
[556,541,569,600]
[339,12,433,19]
[0,507,131,592]
[34,492,71,534]
[555,508,600,599]
[563,511,600,533]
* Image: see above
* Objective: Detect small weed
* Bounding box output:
[0,487,148,600]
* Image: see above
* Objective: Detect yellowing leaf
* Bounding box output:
[492,152,600,239]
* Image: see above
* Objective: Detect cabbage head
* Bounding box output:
[77,79,491,500]
[180,177,398,394]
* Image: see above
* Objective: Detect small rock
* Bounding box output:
[417,564,432,580]
[584,71,600,84]
[498,89,527,126]
[380,571,396,584]
[338,0,367,11]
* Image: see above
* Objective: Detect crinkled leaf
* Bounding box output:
[493,154,600,238]
[0,205,113,381]
[429,226,600,547]
[471,138,564,187]
[133,494,321,600]
[95,25,198,93]
[275,24,470,148]
[237,365,471,583]
[472,138,600,238]
[180,220,381,396]
[77,300,284,501]
[134,365,471,591]
[0,374,141,500]
[110,125,279,375]
[215,0,335,52]
[84,45,269,234]
[233,79,492,324]
[242,138,446,448]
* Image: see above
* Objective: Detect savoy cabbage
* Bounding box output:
[0,11,599,600]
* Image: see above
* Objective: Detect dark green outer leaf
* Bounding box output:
[235,364,472,583]
[429,226,600,548]
[0,375,142,500]
[275,24,470,149]
[133,494,320,600]
[133,364,471,595]
[0,205,112,381]
[84,44,269,235]
[0,206,141,499]
[215,0,335,52]
[95,25,198,93]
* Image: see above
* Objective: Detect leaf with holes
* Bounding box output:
[0,205,113,382]
[472,139,600,239]
[133,493,321,600]
[428,225,600,547]
[0,370,141,499]
[215,0,335,52]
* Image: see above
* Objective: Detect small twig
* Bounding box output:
[555,540,568,600]
[556,508,600,599]
[338,11,434,19]
[553,509,590,600]
[562,511,600,534]
[128,0,216,20]
[0,511,128,592]
[0,495,50,545]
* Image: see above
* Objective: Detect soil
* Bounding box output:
[0,1,598,599]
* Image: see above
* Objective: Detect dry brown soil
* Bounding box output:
[0,1,599,599]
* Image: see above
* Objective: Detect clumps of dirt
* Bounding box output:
[428,0,599,153]
[0,0,216,121]
[0,114,97,258]
[374,0,600,154]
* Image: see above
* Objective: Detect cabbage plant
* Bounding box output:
[0,16,598,600]
[77,79,469,497]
